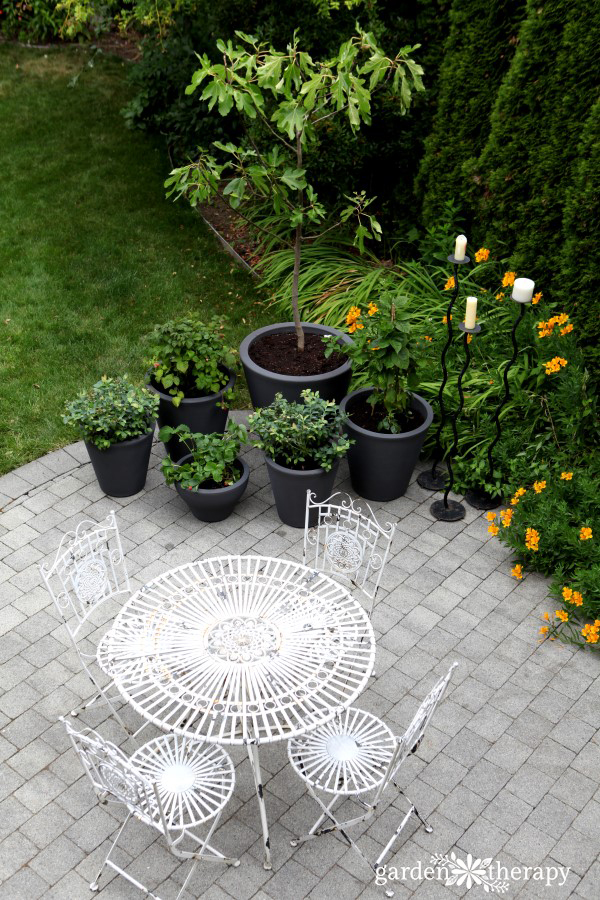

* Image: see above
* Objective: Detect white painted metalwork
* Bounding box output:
[99,554,375,868]
[40,512,131,730]
[303,491,395,617]
[287,663,458,895]
[62,718,238,899]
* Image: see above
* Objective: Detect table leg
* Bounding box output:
[246,742,272,870]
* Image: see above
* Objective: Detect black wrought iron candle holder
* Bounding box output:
[431,321,481,522]
[465,297,529,510]
[418,253,470,492]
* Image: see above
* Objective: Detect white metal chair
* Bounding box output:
[287,663,458,893]
[61,718,239,898]
[40,512,132,731]
[303,491,395,619]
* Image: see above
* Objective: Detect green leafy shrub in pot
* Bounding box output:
[324,292,423,433]
[147,317,236,407]
[63,376,159,449]
[159,422,248,490]
[248,389,351,472]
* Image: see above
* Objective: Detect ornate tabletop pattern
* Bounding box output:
[99,555,375,745]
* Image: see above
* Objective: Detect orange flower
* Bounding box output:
[539,626,549,636]
[442,314,453,325]
[475,248,490,263]
[444,276,455,291]
[543,612,550,621]
[571,591,584,607]
[560,472,573,481]
[511,564,523,579]
[485,511,497,522]
[346,305,361,326]
[560,323,573,335]
[466,334,473,344]
[533,480,547,494]
[555,609,569,623]
[532,292,542,305]
[502,271,516,288]
[348,322,364,333]
[525,527,540,551]
[562,586,573,602]
[367,302,379,316]
[579,526,593,541]
[510,487,526,506]
[544,356,568,375]
[424,335,433,342]
[500,508,513,527]
[581,623,599,644]
[488,524,499,537]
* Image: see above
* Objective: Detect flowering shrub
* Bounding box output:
[63,376,159,450]
[489,465,600,648]
[248,389,351,471]
[159,422,247,489]
[324,293,421,432]
[146,317,236,407]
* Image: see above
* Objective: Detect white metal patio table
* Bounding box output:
[98,554,375,869]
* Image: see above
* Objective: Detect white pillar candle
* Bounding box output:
[454,234,467,261]
[512,277,535,303]
[465,296,478,330]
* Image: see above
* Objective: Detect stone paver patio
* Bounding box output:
[1,425,599,900]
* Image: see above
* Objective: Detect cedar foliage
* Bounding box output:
[417,0,524,225]
[559,99,600,375]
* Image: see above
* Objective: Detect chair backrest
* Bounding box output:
[40,512,130,642]
[393,662,458,777]
[303,491,395,605]
[61,717,159,829]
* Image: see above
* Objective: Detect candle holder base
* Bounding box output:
[430,499,466,522]
[465,488,502,511]
[417,470,447,491]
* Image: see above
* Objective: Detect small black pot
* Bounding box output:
[85,429,154,498]
[340,389,433,502]
[264,456,339,528]
[149,367,236,460]
[240,323,352,409]
[174,457,249,522]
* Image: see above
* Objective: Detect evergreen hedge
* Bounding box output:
[417,0,524,226]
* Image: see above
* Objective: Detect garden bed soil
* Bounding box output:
[347,395,425,434]
[248,332,346,377]
[200,199,261,269]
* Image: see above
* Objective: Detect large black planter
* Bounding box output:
[240,323,352,409]
[174,457,249,522]
[264,456,339,528]
[85,429,154,498]
[340,389,433,502]
[149,367,236,460]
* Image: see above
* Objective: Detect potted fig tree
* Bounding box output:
[63,376,159,497]
[159,422,249,522]
[248,389,351,527]
[328,294,433,501]
[146,316,237,459]
[165,29,424,408]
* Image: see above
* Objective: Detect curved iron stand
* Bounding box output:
[418,254,470,491]
[431,323,481,522]
[465,300,528,510]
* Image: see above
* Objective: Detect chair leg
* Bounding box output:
[394,783,433,833]
[90,811,132,892]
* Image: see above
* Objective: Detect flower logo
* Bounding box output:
[431,853,509,893]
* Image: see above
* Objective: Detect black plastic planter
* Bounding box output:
[85,429,154,498]
[340,389,433,502]
[174,457,249,522]
[264,456,339,528]
[149,367,236,461]
[240,323,352,409]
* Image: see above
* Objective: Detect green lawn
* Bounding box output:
[0,43,267,475]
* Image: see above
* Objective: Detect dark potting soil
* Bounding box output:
[195,464,243,490]
[273,456,320,472]
[348,396,425,434]
[248,333,346,376]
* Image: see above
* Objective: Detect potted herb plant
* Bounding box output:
[248,389,351,527]
[147,316,237,459]
[329,295,433,501]
[63,376,159,497]
[166,30,424,408]
[159,422,249,522]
